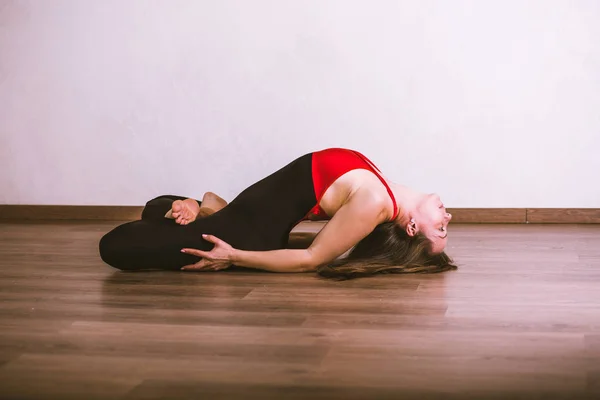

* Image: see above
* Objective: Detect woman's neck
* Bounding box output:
[388,183,426,227]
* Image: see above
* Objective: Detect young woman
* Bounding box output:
[99,148,456,279]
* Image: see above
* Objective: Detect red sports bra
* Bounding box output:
[305,148,399,220]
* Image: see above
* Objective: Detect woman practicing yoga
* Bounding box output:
[99,148,456,279]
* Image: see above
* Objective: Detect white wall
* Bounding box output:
[1,0,599,207]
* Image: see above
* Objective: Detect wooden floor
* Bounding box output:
[0,221,599,400]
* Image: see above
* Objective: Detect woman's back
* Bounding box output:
[305,148,398,223]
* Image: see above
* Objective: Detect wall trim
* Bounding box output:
[0,205,599,223]
[0,206,144,221]
[526,208,600,224]
[446,208,527,223]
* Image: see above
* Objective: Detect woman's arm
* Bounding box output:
[231,248,315,272]
[301,189,390,268]
[181,189,389,272]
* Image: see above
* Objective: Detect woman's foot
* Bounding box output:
[198,192,228,217]
[171,199,201,225]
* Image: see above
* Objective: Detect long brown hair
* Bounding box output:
[316,222,457,280]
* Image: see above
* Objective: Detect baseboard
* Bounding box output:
[445,208,527,223]
[526,208,600,223]
[0,205,143,221]
[0,205,599,223]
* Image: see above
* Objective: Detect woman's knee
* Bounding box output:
[142,195,190,221]
[99,221,191,271]
[144,195,182,207]
[98,229,136,270]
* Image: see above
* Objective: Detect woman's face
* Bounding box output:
[417,193,452,254]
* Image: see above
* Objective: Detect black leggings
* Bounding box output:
[99,153,316,271]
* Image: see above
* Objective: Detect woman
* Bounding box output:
[99,148,456,279]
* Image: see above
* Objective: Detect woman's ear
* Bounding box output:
[406,218,418,237]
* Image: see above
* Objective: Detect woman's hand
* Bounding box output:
[180,234,235,271]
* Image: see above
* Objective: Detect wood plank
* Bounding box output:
[446,208,526,223]
[2,205,600,224]
[0,205,143,221]
[527,208,600,223]
[123,380,599,400]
